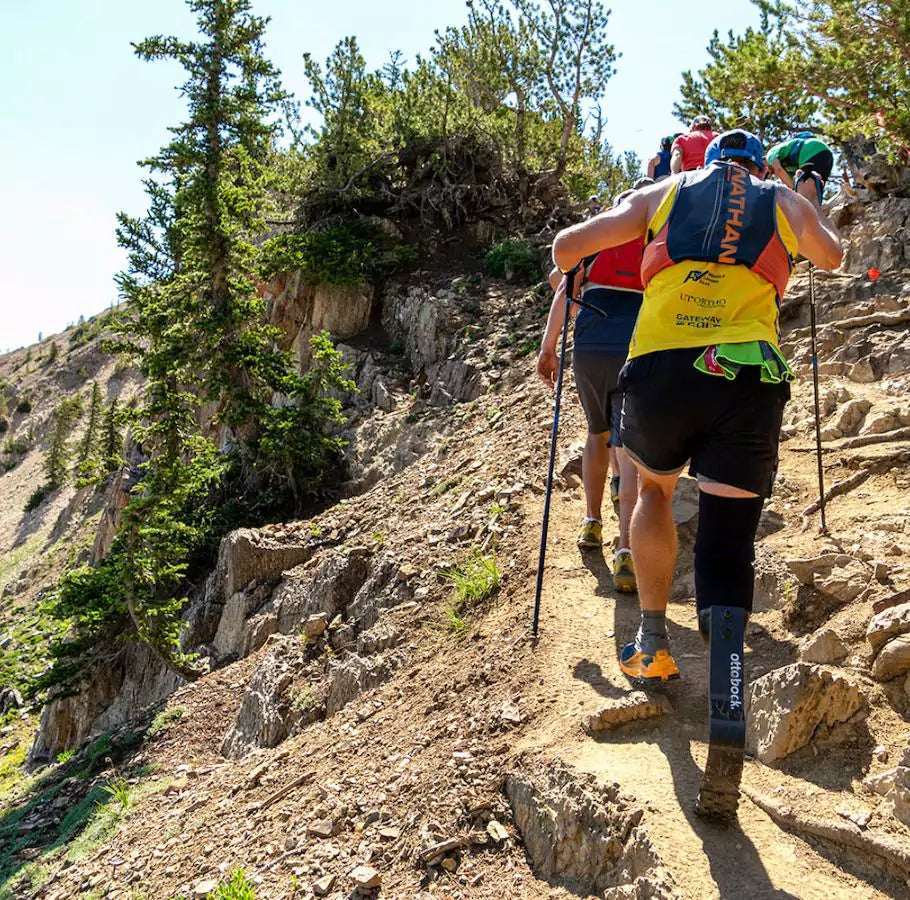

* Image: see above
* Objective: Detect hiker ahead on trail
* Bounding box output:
[670,116,719,173]
[537,189,645,595]
[766,132,834,200]
[552,129,843,815]
[647,136,676,181]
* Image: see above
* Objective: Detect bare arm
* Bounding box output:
[536,278,579,385]
[778,185,843,270]
[548,265,562,292]
[670,147,683,174]
[647,155,658,179]
[770,158,794,188]
[552,188,655,272]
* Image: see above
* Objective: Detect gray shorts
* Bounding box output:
[572,351,626,446]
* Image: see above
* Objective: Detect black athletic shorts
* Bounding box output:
[618,348,790,497]
[573,351,626,446]
[801,148,834,182]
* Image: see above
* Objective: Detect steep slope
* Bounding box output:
[1,196,910,899]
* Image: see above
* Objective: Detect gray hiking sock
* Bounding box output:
[636,610,669,654]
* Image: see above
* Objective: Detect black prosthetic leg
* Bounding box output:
[696,605,747,818]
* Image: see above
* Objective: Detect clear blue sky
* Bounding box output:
[0,0,760,352]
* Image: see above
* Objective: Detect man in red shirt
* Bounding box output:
[670,116,719,173]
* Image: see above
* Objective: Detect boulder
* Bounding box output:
[0,687,23,715]
[746,663,863,764]
[871,634,910,681]
[303,612,329,640]
[271,551,372,635]
[867,602,910,655]
[217,529,312,602]
[325,653,395,717]
[798,628,848,665]
[829,398,871,437]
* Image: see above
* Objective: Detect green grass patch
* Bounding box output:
[441,551,501,639]
[208,867,257,899]
[147,706,185,739]
[0,536,40,594]
[445,552,500,607]
[429,476,459,499]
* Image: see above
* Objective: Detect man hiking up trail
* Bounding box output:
[538,188,644,593]
[552,129,842,813]
[670,116,719,173]
[767,132,835,205]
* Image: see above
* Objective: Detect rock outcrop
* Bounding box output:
[505,757,679,898]
[746,663,864,764]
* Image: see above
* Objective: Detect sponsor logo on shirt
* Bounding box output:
[683,269,723,285]
[675,313,722,328]
[680,292,726,309]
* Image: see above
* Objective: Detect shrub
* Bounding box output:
[484,239,542,285]
[24,484,53,512]
[261,224,377,285]
[207,868,256,900]
[15,399,31,414]
[147,706,185,738]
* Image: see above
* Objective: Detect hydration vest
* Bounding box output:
[628,162,798,359]
[642,162,792,299]
[584,238,644,292]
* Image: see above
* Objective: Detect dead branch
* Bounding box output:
[787,307,910,341]
[254,771,314,813]
[802,448,910,514]
[789,428,910,452]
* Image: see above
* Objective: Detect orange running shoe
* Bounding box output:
[619,642,681,683]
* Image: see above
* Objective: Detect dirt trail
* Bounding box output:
[516,469,896,899]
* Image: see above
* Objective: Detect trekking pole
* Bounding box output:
[532,268,577,638]
[808,264,827,532]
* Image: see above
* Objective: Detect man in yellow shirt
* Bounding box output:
[552,130,842,815]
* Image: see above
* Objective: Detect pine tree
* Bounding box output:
[102,398,124,471]
[48,0,354,683]
[43,396,83,488]
[76,381,104,481]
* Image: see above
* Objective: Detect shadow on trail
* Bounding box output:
[569,545,807,899]
[582,626,798,900]
[578,545,613,598]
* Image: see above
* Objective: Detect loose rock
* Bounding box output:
[313,873,337,896]
[798,628,848,665]
[303,612,330,639]
[871,634,910,681]
[349,864,381,890]
[867,602,910,655]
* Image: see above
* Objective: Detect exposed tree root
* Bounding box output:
[802,449,910,515]
[743,788,910,880]
[803,470,872,516]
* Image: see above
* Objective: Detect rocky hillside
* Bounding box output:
[1,196,909,899]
